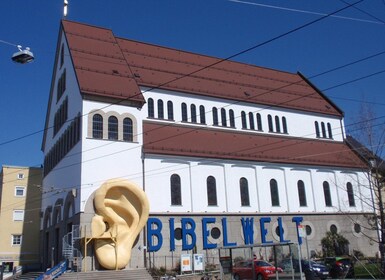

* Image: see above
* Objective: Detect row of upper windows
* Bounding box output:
[89,111,137,142]
[54,96,68,136]
[315,121,333,139]
[57,69,66,103]
[169,174,356,208]
[44,114,81,176]
[148,98,289,133]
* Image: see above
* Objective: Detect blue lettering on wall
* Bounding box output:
[169,218,175,251]
[146,216,304,252]
[181,218,196,251]
[147,217,163,252]
[277,217,290,243]
[260,217,273,244]
[241,218,254,245]
[202,217,217,249]
[222,218,237,247]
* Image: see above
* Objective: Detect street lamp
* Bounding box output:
[11,45,34,64]
[0,39,34,64]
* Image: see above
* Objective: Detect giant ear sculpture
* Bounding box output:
[91,179,149,270]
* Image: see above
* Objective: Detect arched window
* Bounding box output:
[241,111,247,129]
[171,174,182,206]
[256,113,262,131]
[212,107,219,126]
[207,176,217,206]
[321,122,326,138]
[229,110,235,128]
[199,105,206,124]
[191,104,197,123]
[240,177,250,206]
[327,123,333,139]
[275,116,281,133]
[108,116,118,140]
[92,114,103,139]
[181,103,188,122]
[270,179,280,206]
[148,98,154,118]
[123,118,133,142]
[347,182,355,207]
[249,112,255,130]
[221,108,227,127]
[157,99,164,119]
[315,121,320,138]
[282,117,288,133]
[323,181,332,207]
[268,115,274,132]
[297,180,307,207]
[167,101,174,120]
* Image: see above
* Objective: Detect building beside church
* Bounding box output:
[0,165,42,272]
[40,20,377,271]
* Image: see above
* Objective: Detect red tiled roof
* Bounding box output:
[143,122,366,169]
[62,21,145,105]
[61,20,342,116]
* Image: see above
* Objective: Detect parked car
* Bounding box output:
[232,259,283,280]
[279,259,329,280]
[324,256,354,278]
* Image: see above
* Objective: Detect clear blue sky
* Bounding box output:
[1,0,385,167]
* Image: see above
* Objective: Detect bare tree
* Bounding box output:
[346,104,385,274]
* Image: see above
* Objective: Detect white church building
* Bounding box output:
[40,20,377,271]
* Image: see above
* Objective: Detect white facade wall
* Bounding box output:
[42,33,83,223]
[144,155,371,216]
[142,88,343,142]
[80,100,147,212]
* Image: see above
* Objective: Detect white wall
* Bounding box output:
[144,154,372,216]
[142,88,344,142]
[41,32,83,223]
[80,100,146,212]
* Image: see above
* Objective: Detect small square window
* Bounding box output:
[13,210,24,221]
[12,235,22,245]
[15,186,26,197]
[17,173,24,180]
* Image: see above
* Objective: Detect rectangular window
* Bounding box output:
[13,210,24,221]
[12,235,22,245]
[15,186,26,197]
[17,173,24,180]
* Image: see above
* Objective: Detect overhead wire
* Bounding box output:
[228,0,384,25]
[1,121,383,217]
[4,43,385,184]
[0,0,364,148]
[3,108,384,190]
[3,1,384,188]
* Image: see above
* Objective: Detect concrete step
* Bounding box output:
[56,268,153,280]
[7,271,44,280]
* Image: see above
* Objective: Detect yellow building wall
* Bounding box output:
[0,165,42,271]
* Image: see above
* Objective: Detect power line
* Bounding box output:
[0,0,364,148]
[322,68,385,91]
[4,44,385,182]
[229,0,382,24]
[2,1,376,181]
[339,0,385,24]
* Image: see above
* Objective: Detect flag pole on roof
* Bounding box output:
[64,0,68,18]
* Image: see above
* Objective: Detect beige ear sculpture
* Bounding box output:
[91,178,149,270]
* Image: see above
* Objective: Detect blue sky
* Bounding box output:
[1,0,385,167]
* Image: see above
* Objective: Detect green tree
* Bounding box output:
[321,231,350,257]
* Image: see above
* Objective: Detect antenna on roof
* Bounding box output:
[64,0,68,18]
